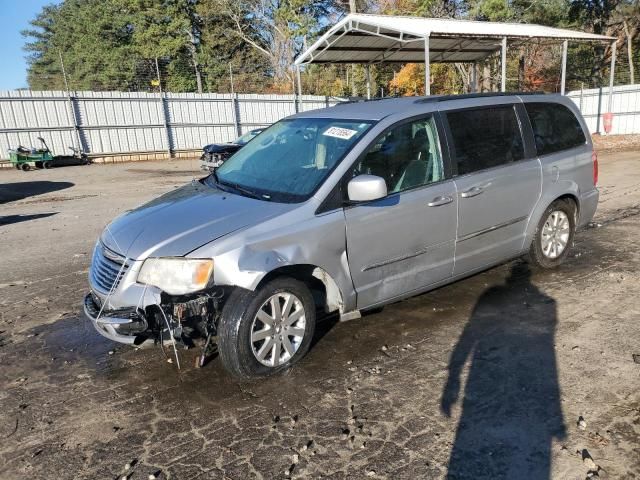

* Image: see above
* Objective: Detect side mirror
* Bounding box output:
[347,175,387,202]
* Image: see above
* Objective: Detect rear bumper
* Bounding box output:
[83,293,148,344]
[578,188,599,228]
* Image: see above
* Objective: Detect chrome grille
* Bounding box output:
[90,243,129,294]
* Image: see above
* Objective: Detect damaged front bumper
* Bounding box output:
[83,293,148,344]
[83,288,227,351]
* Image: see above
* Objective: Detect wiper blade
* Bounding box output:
[207,171,225,190]
[219,180,266,200]
[234,184,267,201]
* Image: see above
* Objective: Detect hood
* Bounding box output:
[101,181,293,260]
[203,143,241,154]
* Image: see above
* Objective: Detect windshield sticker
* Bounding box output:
[323,126,358,140]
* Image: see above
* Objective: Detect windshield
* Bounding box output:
[214,118,373,202]
[235,129,263,146]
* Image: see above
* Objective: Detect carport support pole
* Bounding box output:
[366,65,371,99]
[560,40,568,95]
[501,37,507,92]
[608,40,617,112]
[471,62,478,92]
[295,65,302,112]
[424,36,431,96]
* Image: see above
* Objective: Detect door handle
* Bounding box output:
[460,182,490,198]
[427,195,453,207]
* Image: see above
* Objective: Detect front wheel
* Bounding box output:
[217,278,316,379]
[528,199,576,269]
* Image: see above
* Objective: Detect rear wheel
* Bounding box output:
[20,163,30,171]
[43,161,52,169]
[218,277,316,379]
[528,199,576,269]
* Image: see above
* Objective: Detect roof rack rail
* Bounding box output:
[413,91,547,103]
[335,97,401,105]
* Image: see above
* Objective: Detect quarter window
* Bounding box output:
[352,116,444,194]
[525,102,586,156]
[447,106,525,175]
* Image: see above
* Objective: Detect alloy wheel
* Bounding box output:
[541,210,571,259]
[250,292,306,367]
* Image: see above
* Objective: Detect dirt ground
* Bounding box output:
[592,134,640,153]
[1,153,639,480]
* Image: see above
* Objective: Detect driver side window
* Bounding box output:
[353,116,443,194]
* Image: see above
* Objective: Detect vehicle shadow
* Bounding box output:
[0,213,58,226]
[441,263,566,479]
[0,181,74,203]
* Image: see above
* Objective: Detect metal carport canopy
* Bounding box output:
[294,14,615,97]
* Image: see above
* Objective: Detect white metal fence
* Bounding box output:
[0,90,346,161]
[567,84,640,135]
[1,86,639,162]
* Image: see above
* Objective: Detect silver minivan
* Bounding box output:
[84,93,598,379]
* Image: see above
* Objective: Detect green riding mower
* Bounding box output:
[8,137,89,171]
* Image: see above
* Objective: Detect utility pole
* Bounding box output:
[58,50,83,153]
[156,58,173,158]
[623,20,635,85]
[155,57,163,96]
[58,50,70,92]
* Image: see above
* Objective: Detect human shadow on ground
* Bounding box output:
[0,212,57,226]
[442,263,566,479]
[0,181,74,203]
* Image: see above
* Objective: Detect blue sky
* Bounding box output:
[0,0,59,90]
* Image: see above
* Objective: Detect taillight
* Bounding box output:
[592,149,598,186]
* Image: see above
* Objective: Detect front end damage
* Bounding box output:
[84,288,230,367]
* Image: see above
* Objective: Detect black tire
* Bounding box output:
[218,277,316,380]
[43,161,52,169]
[20,163,31,171]
[528,199,576,269]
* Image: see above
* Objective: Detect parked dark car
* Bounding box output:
[200,128,265,171]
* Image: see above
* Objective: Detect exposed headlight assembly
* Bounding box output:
[137,258,213,295]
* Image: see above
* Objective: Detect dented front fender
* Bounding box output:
[188,204,356,314]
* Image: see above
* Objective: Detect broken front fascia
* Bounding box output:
[84,287,231,364]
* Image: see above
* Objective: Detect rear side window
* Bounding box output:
[525,102,586,156]
[446,106,524,176]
